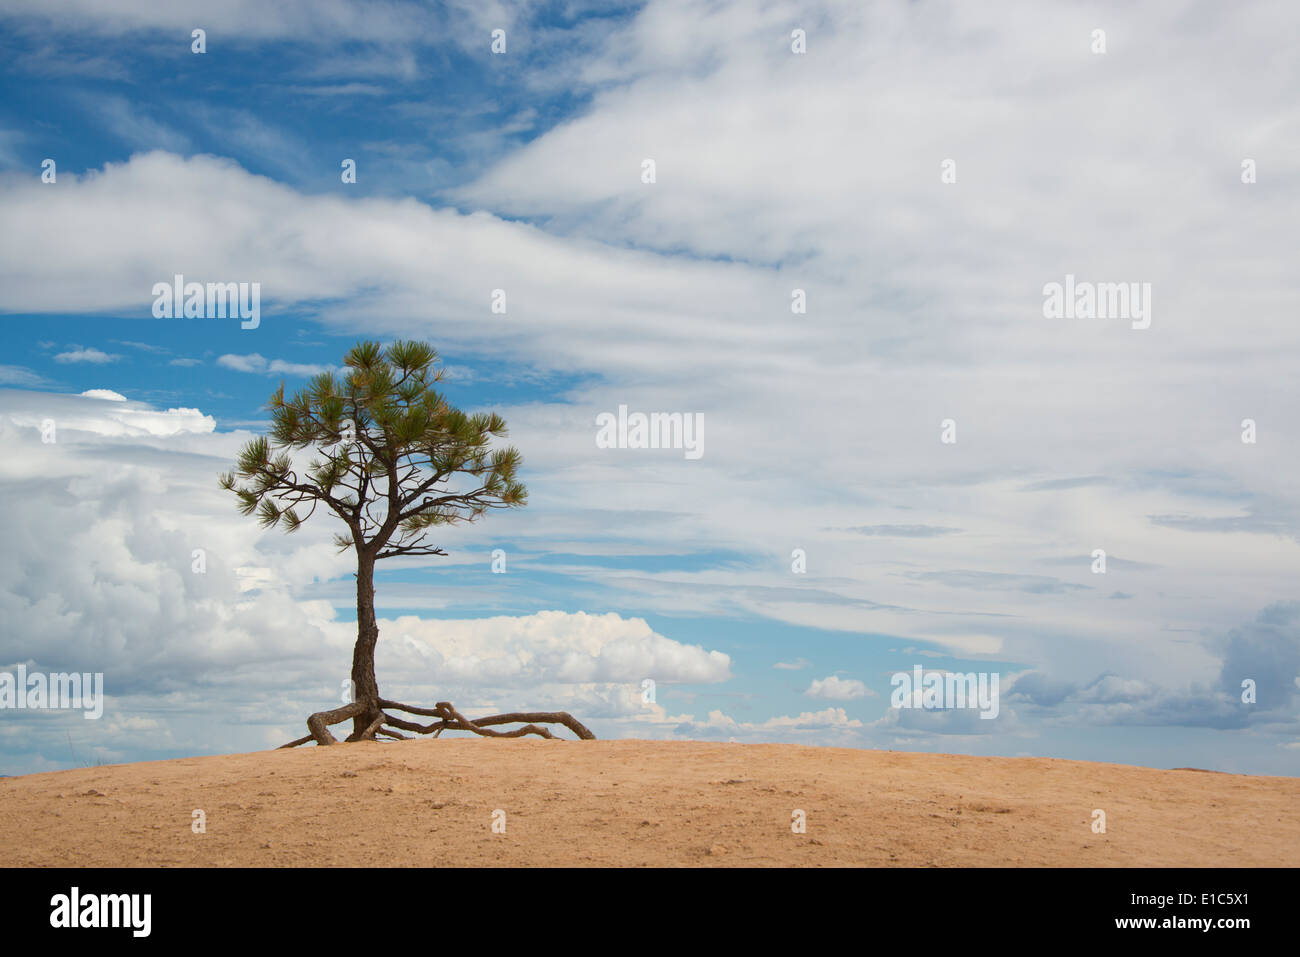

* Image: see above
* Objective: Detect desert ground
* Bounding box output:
[0,739,1295,867]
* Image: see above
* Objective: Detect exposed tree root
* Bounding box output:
[279,698,595,749]
[344,711,388,743]
[302,700,369,746]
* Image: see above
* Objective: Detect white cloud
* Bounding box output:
[2,389,214,438]
[0,365,43,386]
[53,347,119,364]
[217,354,333,376]
[216,353,267,373]
[265,360,330,377]
[370,609,730,688]
[805,675,870,700]
[762,708,862,730]
[686,706,864,737]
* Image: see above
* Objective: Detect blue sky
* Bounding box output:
[0,0,1298,776]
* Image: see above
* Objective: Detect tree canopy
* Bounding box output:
[220,339,526,562]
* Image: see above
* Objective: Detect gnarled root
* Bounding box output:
[278,698,595,748]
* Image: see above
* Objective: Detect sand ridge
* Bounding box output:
[1,739,1296,867]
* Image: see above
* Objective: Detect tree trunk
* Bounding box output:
[269,545,596,749]
[350,548,382,736]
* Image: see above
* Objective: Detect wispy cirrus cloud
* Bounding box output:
[77,93,191,152]
[0,364,45,386]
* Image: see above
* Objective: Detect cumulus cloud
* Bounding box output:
[1001,604,1300,734]
[762,708,863,730]
[676,706,864,740]
[0,396,333,694]
[805,675,871,700]
[1219,602,1300,710]
[2,388,214,438]
[368,609,731,689]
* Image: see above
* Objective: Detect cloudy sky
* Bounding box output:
[0,0,1297,775]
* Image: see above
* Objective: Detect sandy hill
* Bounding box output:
[1,739,1295,867]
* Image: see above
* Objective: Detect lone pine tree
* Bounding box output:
[220,340,594,745]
